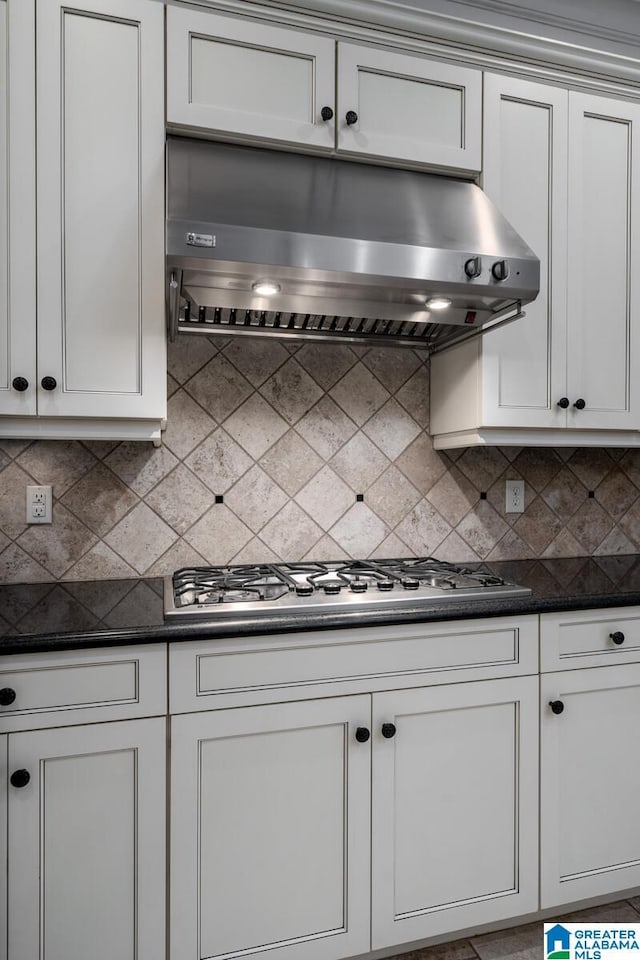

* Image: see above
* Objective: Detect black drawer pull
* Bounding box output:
[0,688,16,706]
[355,727,370,743]
[610,631,625,645]
[381,723,396,739]
[549,700,564,715]
[10,769,30,788]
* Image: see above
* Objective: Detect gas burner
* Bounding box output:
[165,558,531,620]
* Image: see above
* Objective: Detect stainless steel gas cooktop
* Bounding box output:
[164,558,531,620]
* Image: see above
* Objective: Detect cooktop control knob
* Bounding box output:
[350,580,368,593]
[295,584,314,597]
[464,256,482,278]
[323,582,341,595]
[377,580,394,591]
[492,260,510,281]
[402,578,420,590]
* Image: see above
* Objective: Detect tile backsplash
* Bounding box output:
[2,336,640,583]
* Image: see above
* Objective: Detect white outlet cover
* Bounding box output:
[505,479,525,514]
[26,485,53,524]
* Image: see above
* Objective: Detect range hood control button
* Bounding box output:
[492,260,510,281]
[464,256,482,278]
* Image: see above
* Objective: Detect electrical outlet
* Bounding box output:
[505,479,525,514]
[26,485,52,524]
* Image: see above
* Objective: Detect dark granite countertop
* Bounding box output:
[3,554,640,655]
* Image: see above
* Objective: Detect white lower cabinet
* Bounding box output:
[372,677,539,949]
[5,716,166,960]
[170,697,372,960]
[541,663,640,908]
[169,671,539,960]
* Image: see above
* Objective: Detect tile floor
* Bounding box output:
[385,898,640,960]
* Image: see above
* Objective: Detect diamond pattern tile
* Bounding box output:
[6,335,640,585]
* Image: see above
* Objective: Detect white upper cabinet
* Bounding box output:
[337,42,481,171]
[166,7,336,150]
[430,74,640,447]
[165,6,481,172]
[0,0,166,441]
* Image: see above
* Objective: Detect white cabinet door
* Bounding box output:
[566,93,640,430]
[35,0,165,421]
[481,74,568,428]
[337,42,481,170]
[0,0,36,417]
[371,676,538,948]
[171,697,371,960]
[166,6,335,150]
[7,716,166,960]
[541,663,640,907]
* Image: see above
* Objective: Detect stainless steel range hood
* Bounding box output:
[166,137,540,352]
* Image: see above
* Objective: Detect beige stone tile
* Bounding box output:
[471,919,541,960]
[105,443,178,497]
[0,542,52,583]
[513,497,564,554]
[619,501,640,548]
[433,529,477,563]
[185,429,253,495]
[456,447,509,492]
[329,432,390,492]
[511,448,562,492]
[144,538,210,577]
[295,343,357,390]
[223,338,289,386]
[567,448,615,490]
[162,390,217,460]
[362,345,421,392]
[366,466,422,528]
[564,899,640,922]
[620,449,640,487]
[330,363,391,426]
[0,461,33,539]
[183,504,253,565]
[259,430,324,497]
[230,537,282,565]
[62,542,138,581]
[0,439,32,458]
[259,502,324,559]
[224,394,289,458]
[384,937,476,960]
[396,364,430,428]
[146,464,214,535]
[258,358,324,424]
[81,440,120,459]
[16,504,98,578]
[0,449,10,472]
[295,397,358,460]
[225,465,289,533]
[295,466,354,530]
[329,503,389,556]
[184,353,253,421]
[595,469,640,520]
[594,526,637,556]
[362,399,421,460]
[16,588,101,636]
[102,581,163,628]
[369,531,412,559]
[567,498,615,553]
[17,439,96,495]
[627,895,640,915]
[395,500,452,556]
[395,434,448,495]
[167,335,217,384]
[486,527,535,561]
[61,462,139,537]
[427,467,478,526]
[105,503,178,575]
[302,534,349,561]
[455,500,510,559]
[0,529,9,553]
[62,578,137,618]
[167,372,180,398]
[540,467,589,520]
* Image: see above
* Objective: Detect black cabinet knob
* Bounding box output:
[557,397,570,409]
[549,700,565,715]
[491,260,509,281]
[573,398,586,410]
[0,688,16,706]
[320,106,334,121]
[381,722,396,739]
[464,256,482,279]
[610,631,625,645]
[12,377,29,392]
[355,726,370,743]
[41,376,57,391]
[10,769,30,788]
[345,110,358,125]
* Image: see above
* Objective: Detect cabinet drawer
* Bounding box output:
[540,606,640,671]
[170,616,538,712]
[0,643,167,732]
